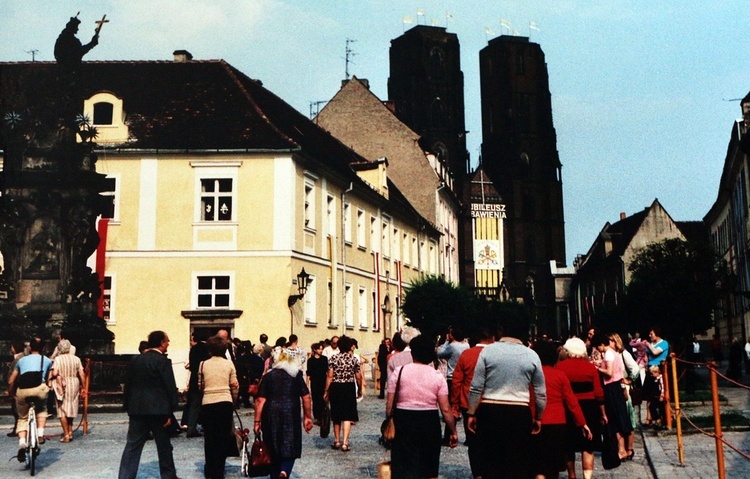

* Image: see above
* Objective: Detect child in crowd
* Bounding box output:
[647,365,665,427]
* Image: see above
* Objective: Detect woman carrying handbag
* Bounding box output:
[254,348,314,479]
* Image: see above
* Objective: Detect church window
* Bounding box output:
[429,47,445,80]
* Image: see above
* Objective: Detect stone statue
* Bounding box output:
[54,14,103,73]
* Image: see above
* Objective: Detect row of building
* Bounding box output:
[3,24,743,372]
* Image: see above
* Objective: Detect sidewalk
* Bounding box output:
[640,366,750,479]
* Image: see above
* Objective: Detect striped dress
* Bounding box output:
[53,353,84,417]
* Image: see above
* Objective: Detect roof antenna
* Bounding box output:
[344,38,357,80]
[309,100,328,120]
[26,49,39,62]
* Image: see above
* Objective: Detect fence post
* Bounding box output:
[670,354,684,464]
[661,359,673,430]
[83,358,91,435]
[708,362,726,479]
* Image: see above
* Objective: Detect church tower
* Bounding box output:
[478,35,566,331]
[388,25,468,185]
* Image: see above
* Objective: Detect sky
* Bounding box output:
[1,1,748,266]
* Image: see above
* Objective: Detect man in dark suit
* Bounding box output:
[118,331,181,479]
[182,330,210,437]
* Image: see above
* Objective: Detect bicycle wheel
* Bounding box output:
[28,417,36,476]
[29,445,35,476]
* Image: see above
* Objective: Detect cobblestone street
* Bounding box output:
[0,380,657,478]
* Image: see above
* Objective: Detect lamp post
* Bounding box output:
[289,267,312,335]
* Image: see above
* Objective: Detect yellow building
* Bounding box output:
[1,54,441,379]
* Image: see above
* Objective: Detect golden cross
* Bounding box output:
[95,15,108,35]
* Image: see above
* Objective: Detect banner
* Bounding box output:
[474,240,501,270]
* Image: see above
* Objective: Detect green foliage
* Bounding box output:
[401,275,475,339]
[623,238,721,344]
[401,275,534,341]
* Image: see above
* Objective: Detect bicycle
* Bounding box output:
[20,401,41,476]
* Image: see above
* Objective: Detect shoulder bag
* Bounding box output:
[379,366,403,448]
[17,355,45,389]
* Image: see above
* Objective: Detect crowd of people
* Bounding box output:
[5,322,681,479]
[371,322,673,479]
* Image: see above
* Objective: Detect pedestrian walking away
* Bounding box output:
[118,331,181,479]
[253,347,314,479]
[467,315,547,479]
[198,336,240,479]
[387,334,458,479]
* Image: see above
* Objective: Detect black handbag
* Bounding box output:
[320,401,331,438]
[601,424,621,470]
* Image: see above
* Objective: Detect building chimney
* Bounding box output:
[173,50,193,63]
[619,212,626,221]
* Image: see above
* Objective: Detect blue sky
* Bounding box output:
[2,1,748,265]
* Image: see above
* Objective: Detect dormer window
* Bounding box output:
[93,102,114,125]
[82,92,129,144]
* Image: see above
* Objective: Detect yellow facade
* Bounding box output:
[97,150,439,383]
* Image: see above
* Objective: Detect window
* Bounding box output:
[382,216,391,258]
[201,178,233,222]
[93,102,114,125]
[412,236,418,269]
[403,233,410,266]
[304,181,315,229]
[101,175,119,221]
[358,286,367,329]
[357,210,366,248]
[345,283,353,328]
[370,217,378,252]
[196,274,231,308]
[103,275,114,324]
[392,227,399,261]
[304,274,317,325]
[372,291,379,331]
[344,203,352,244]
[327,195,335,237]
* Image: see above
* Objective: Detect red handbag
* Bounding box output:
[247,379,259,397]
[246,433,272,477]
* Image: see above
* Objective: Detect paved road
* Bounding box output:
[0,381,657,478]
[640,366,750,479]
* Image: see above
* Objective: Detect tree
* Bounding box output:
[622,237,722,346]
[400,275,476,339]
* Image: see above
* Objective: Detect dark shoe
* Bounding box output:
[17,447,25,462]
[331,442,341,450]
[38,436,45,445]
[627,450,635,460]
[341,443,350,452]
[7,430,17,437]
[186,431,203,438]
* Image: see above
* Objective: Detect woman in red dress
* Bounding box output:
[531,340,591,479]
[556,338,606,479]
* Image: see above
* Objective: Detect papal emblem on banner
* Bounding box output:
[474,240,501,270]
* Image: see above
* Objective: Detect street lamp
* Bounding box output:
[297,268,311,296]
[289,268,312,335]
